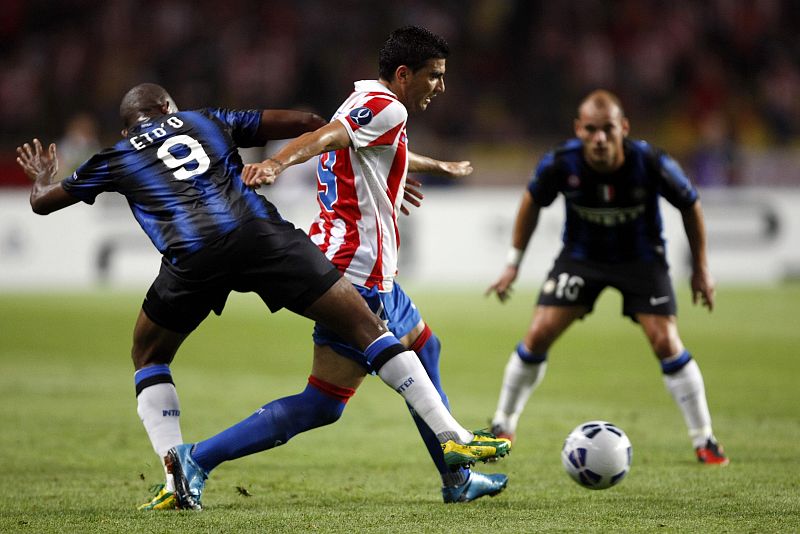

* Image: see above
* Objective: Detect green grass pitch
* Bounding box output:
[1,283,798,532]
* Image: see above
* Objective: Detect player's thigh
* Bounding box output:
[312,344,368,390]
[132,308,190,368]
[238,220,387,349]
[311,283,424,380]
[374,282,424,348]
[529,258,601,349]
[304,277,388,350]
[135,259,226,367]
[399,320,426,348]
[525,305,588,351]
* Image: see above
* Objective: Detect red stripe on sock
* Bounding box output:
[409,324,433,353]
[308,375,356,403]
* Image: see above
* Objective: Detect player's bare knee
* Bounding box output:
[336,312,387,351]
[526,325,559,352]
[307,280,388,350]
[357,313,389,341]
[131,346,172,370]
[131,332,179,369]
[312,346,367,390]
[650,334,681,359]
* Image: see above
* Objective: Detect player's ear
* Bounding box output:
[164,96,179,114]
[395,65,411,84]
[573,118,582,137]
[621,117,630,137]
[121,128,128,138]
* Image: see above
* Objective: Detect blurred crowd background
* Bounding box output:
[1,0,798,187]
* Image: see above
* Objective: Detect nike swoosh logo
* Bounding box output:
[649,296,671,306]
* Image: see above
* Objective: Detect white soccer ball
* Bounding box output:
[561,420,632,490]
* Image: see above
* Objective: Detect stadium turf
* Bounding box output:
[0,284,798,532]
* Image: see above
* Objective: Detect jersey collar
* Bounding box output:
[354,80,398,99]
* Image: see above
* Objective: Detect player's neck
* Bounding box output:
[587,158,624,174]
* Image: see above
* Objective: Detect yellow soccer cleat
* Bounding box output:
[137,483,177,511]
[442,429,512,468]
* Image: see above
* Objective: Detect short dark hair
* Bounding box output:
[119,83,172,128]
[378,26,449,81]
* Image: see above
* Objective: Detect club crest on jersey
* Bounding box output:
[598,184,615,202]
[349,107,373,126]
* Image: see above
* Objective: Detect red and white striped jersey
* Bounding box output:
[308,80,409,291]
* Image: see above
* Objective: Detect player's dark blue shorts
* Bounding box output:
[537,252,677,319]
[312,281,422,373]
[142,217,341,333]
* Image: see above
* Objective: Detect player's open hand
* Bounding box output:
[691,268,715,311]
[400,177,424,216]
[16,139,58,183]
[485,265,519,303]
[242,158,283,188]
[439,160,472,178]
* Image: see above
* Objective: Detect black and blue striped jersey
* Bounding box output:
[62,108,280,262]
[528,138,697,263]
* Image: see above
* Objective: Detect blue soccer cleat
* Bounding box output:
[165,444,207,510]
[442,471,509,503]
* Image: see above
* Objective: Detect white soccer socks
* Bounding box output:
[136,380,183,491]
[661,355,713,447]
[377,349,473,444]
[492,345,548,435]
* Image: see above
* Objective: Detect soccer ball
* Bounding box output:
[561,421,632,490]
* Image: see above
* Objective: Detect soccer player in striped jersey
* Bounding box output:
[242,26,509,504]
[18,83,509,511]
[486,90,728,465]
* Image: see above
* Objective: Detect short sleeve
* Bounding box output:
[526,151,560,207]
[204,108,262,148]
[336,97,407,149]
[61,151,115,204]
[657,152,698,208]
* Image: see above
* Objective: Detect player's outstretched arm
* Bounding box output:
[681,200,715,311]
[242,121,351,189]
[408,151,472,178]
[486,191,541,302]
[16,139,79,215]
[255,110,327,144]
[400,152,472,216]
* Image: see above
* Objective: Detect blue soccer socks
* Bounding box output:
[364,332,406,371]
[134,364,175,396]
[660,349,692,374]
[190,376,354,473]
[515,342,548,365]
